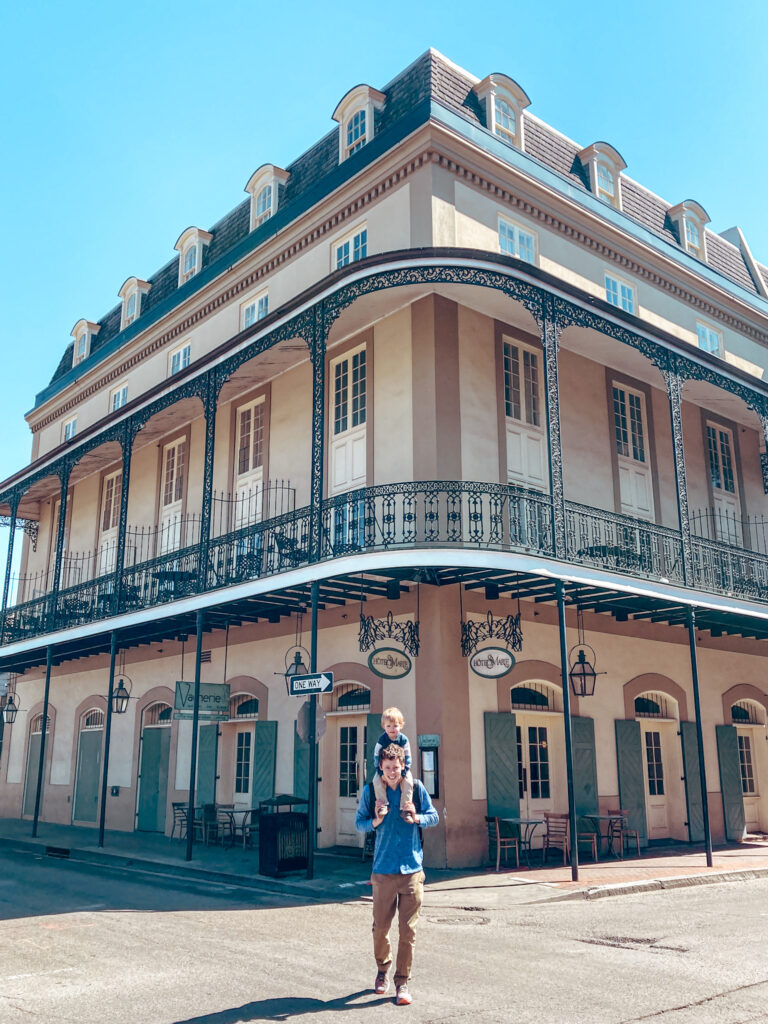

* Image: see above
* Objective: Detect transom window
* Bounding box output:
[30,713,50,734]
[110,385,128,412]
[169,343,191,376]
[346,110,366,155]
[498,218,536,264]
[333,348,366,436]
[242,292,269,329]
[63,417,77,442]
[706,423,736,494]
[597,163,615,202]
[235,731,252,793]
[255,184,272,226]
[330,683,371,712]
[237,399,265,476]
[229,694,259,720]
[143,702,172,726]
[510,682,562,713]
[605,274,635,314]
[334,227,367,269]
[696,322,722,355]
[494,98,516,142]
[634,692,673,719]
[503,341,540,427]
[612,385,646,463]
[82,709,105,729]
[732,700,764,725]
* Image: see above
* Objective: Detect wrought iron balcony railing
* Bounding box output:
[2,481,766,646]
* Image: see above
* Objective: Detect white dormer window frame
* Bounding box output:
[578,142,627,211]
[70,319,100,368]
[169,342,191,377]
[174,227,213,286]
[240,289,269,330]
[62,416,77,443]
[668,201,710,261]
[332,84,386,163]
[472,74,531,151]
[118,278,151,331]
[245,164,289,232]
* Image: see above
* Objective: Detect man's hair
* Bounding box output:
[382,706,405,727]
[379,742,405,765]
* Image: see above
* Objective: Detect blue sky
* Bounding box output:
[0,0,765,535]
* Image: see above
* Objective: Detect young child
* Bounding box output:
[372,707,414,820]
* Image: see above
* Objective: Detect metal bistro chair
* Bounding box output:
[171,801,189,840]
[193,803,222,845]
[543,812,597,865]
[486,817,519,871]
[607,808,641,858]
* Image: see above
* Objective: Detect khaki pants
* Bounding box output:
[371,870,425,986]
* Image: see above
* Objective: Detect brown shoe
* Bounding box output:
[374,971,389,995]
[396,984,412,1005]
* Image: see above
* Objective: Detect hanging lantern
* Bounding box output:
[112,677,131,715]
[284,648,310,694]
[567,607,604,697]
[3,694,18,724]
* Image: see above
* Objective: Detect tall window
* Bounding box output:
[644,731,664,795]
[63,417,77,442]
[170,343,191,376]
[494,97,516,142]
[333,349,366,436]
[235,731,252,794]
[605,274,635,314]
[255,185,272,226]
[101,471,122,533]
[237,400,265,476]
[528,726,550,799]
[706,423,736,494]
[163,440,186,508]
[685,218,702,257]
[612,385,646,462]
[110,385,128,412]
[242,292,269,329]
[597,164,615,202]
[335,228,367,269]
[503,341,540,426]
[346,110,366,155]
[738,734,756,795]
[498,218,535,264]
[124,292,137,326]
[697,323,722,355]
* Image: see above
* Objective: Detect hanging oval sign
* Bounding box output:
[368,647,413,679]
[469,647,516,678]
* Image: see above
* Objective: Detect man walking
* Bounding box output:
[355,742,439,1006]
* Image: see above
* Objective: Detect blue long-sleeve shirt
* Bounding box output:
[355,778,438,874]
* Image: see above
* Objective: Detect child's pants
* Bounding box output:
[373,769,414,808]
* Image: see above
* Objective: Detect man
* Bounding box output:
[355,742,439,1006]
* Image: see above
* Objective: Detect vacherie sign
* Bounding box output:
[468,647,515,678]
[173,681,230,719]
[367,647,413,679]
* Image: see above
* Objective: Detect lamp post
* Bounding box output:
[98,632,131,848]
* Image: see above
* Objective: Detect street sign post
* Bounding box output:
[288,672,333,696]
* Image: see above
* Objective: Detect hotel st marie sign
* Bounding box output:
[368,647,413,679]
[469,647,515,679]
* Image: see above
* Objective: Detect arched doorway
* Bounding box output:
[136,702,172,832]
[73,708,104,824]
[509,681,564,819]
[729,698,767,833]
[633,690,686,842]
[23,712,52,819]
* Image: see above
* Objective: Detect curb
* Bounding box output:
[541,866,768,902]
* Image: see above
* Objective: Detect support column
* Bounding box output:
[0,493,20,642]
[112,423,135,614]
[98,631,119,847]
[185,609,205,862]
[759,410,768,495]
[309,308,326,563]
[556,580,579,881]
[686,606,713,867]
[49,465,72,624]
[198,372,219,590]
[540,295,567,559]
[663,365,692,585]
[32,646,53,838]
[306,579,320,880]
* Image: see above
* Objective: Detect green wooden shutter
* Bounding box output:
[716,724,746,842]
[680,721,705,843]
[484,711,519,819]
[252,720,277,810]
[294,722,309,800]
[23,733,41,817]
[364,713,382,787]
[615,719,648,847]
[196,723,219,807]
[572,716,599,830]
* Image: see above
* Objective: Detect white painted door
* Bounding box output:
[48,498,73,588]
[98,470,122,576]
[503,339,547,489]
[233,726,255,809]
[737,728,759,831]
[640,723,670,839]
[159,438,186,553]
[515,714,558,820]
[336,716,366,847]
[706,422,742,544]
[612,383,654,519]
[234,399,265,530]
[330,347,367,496]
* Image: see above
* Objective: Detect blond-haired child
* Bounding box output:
[372,707,414,820]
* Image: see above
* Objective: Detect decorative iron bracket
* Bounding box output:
[359,609,420,659]
[461,609,523,658]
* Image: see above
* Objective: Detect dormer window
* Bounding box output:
[472,74,531,150]
[332,84,386,163]
[667,201,710,261]
[118,278,151,331]
[578,142,627,211]
[70,319,99,368]
[174,227,213,286]
[245,165,289,232]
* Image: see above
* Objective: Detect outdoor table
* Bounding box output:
[583,813,623,857]
[501,816,544,865]
[224,809,254,848]
[152,568,196,599]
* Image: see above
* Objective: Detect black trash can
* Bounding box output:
[258,794,309,876]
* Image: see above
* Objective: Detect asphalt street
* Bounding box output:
[1,848,767,1024]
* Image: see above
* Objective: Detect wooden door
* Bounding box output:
[159,438,186,553]
[336,716,366,846]
[612,383,654,519]
[137,725,170,832]
[73,726,103,823]
[503,339,547,490]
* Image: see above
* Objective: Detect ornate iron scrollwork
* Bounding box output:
[460,609,523,658]
[358,609,420,659]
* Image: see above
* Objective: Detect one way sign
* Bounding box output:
[288,672,334,696]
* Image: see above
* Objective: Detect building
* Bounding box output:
[0,49,767,868]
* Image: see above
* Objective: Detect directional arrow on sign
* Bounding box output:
[288,672,334,696]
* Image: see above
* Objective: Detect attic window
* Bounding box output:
[245,165,289,232]
[346,109,366,155]
[597,164,615,203]
[578,142,626,211]
[118,278,151,331]
[70,319,99,368]
[494,98,516,142]
[255,185,272,226]
[668,201,710,262]
[174,227,212,286]
[332,84,386,163]
[472,74,530,151]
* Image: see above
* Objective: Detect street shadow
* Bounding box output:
[172,990,389,1022]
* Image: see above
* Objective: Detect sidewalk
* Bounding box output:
[2,818,768,906]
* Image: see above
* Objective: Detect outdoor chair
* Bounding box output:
[607,808,641,858]
[171,801,188,840]
[193,803,222,845]
[486,816,519,871]
[543,812,597,864]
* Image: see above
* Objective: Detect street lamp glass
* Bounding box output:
[568,649,597,697]
[3,695,18,724]
[112,679,130,715]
